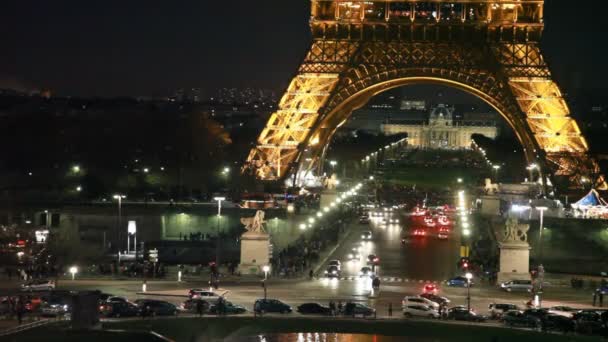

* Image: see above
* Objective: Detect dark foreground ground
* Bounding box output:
[4,317,600,342]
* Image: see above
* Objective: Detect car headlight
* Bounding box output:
[332,271,336,274]
[361,235,365,238]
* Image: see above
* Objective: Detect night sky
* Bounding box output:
[0,1,606,98]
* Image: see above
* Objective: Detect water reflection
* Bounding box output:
[227,333,432,342]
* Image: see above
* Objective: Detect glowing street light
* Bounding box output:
[72,165,80,173]
[69,266,78,281]
[262,265,270,299]
[299,223,307,230]
[76,186,82,192]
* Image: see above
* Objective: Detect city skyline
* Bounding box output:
[1,1,606,99]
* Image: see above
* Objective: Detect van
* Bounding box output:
[500,280,532,292]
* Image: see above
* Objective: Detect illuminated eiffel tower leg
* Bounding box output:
[245,1,605,190]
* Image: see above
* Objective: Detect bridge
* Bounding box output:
[244,0,605,191]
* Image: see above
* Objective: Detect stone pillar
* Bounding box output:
[238,232,270,275]
[497,242,531,284]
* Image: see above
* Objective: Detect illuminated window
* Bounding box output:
[338,1,362,21]
[365,1,386,21]
[388,2,411,21]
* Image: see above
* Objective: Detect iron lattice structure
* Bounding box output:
[245,0,605,189]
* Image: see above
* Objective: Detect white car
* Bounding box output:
[361,231,372,240]
[20,279,55,292]
[402,296,440,310]
[328,260,342,270]
[188,289,222,304]
[403,304,439,318]
[500,280,532,292]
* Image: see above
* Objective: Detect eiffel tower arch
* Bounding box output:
[245,1,605,190]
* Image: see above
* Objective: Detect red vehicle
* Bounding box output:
[412,229,427,237]
[423,283,438,294]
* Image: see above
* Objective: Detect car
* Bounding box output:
[500,280,532,292]
[447,307,487,322]
[548,306,576,318]
[134,299,178,316]
[423,283,438,294]
[542,314,576,333]
[41,298,70,317]
[100,301,140,318]
[343,302,375,317]
[20,279,55,292]
[402,296,440,310]
[367,254,380,265]
[361,231,372,240]
[420,293,450,306]
[179,298,211,313]
[572,309,602,321]
[412,229,427,237]
[254,299,292,314]
[106,296,128,303]
[573,311,603,335]
[324,266,341,278]
[359,216,370,224]
[523,308,550,321]
[0,298,10,315]
[188,289,222,304]
[502,310,540,328]
[387,218,399,224]
[347,252,361,261]
[488,303,519,319]
[328,260,342,270]
[446,276,472,287]
[359,266,374,278]
[208,301,246,315]
[437,229,449,240]
[403,304,439,318]
[296,303,332,315]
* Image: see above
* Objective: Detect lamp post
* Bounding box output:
[113,194,126,254]
[262,265,270,300]
[465,272,473,311]
[69,266,78,281]
[535,206,548,263]
[492,165,501,181]
[214,197,225,266]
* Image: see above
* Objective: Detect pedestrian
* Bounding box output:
[388,302,393,317]
[196,300,204,317]
[309,269,314,280]
[337,301,343,315]
[594,290,598,307]
[329,301,336,317]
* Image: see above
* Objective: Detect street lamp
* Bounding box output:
[492,165,501,181]
[262,265,270,299]
[69,266,78,281]
[113,194,126,254]
[214,197,225,265]
[535,206,548,264]
[465,272,473,311]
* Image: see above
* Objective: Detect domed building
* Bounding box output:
[381,104,498,149]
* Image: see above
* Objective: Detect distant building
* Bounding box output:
[400,100,426,111]
[381,104,498,149]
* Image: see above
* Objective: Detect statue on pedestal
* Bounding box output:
[503,216,530,243]
[240,210,267,235]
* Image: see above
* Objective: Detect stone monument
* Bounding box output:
[497,216,532,284]
[238,210,271,275]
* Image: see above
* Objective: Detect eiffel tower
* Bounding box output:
[245,0,604,190]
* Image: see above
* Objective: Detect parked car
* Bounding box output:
[402,296,440,310]
[297,303,332,315]
[20,279,55,292]
[523,308,550,321]
[548,306,576,318]
[503,310,540,328]
[208,301,246,315]
[134,299,178,316]
[500,280,532,292]
[106,296,128,303]
[542,314,575,333]
[40,298,70,317]
[343,302,375,317]
[446,276,472,287]
[359,216,370,224]
[420,293,450,306]
[488,303,519,319]
[572,310,604,335]
[254,299,292,314]
[100,301,140,318]
[403,304,439,318]
[447,307,487,322]
[179,299,210,313]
